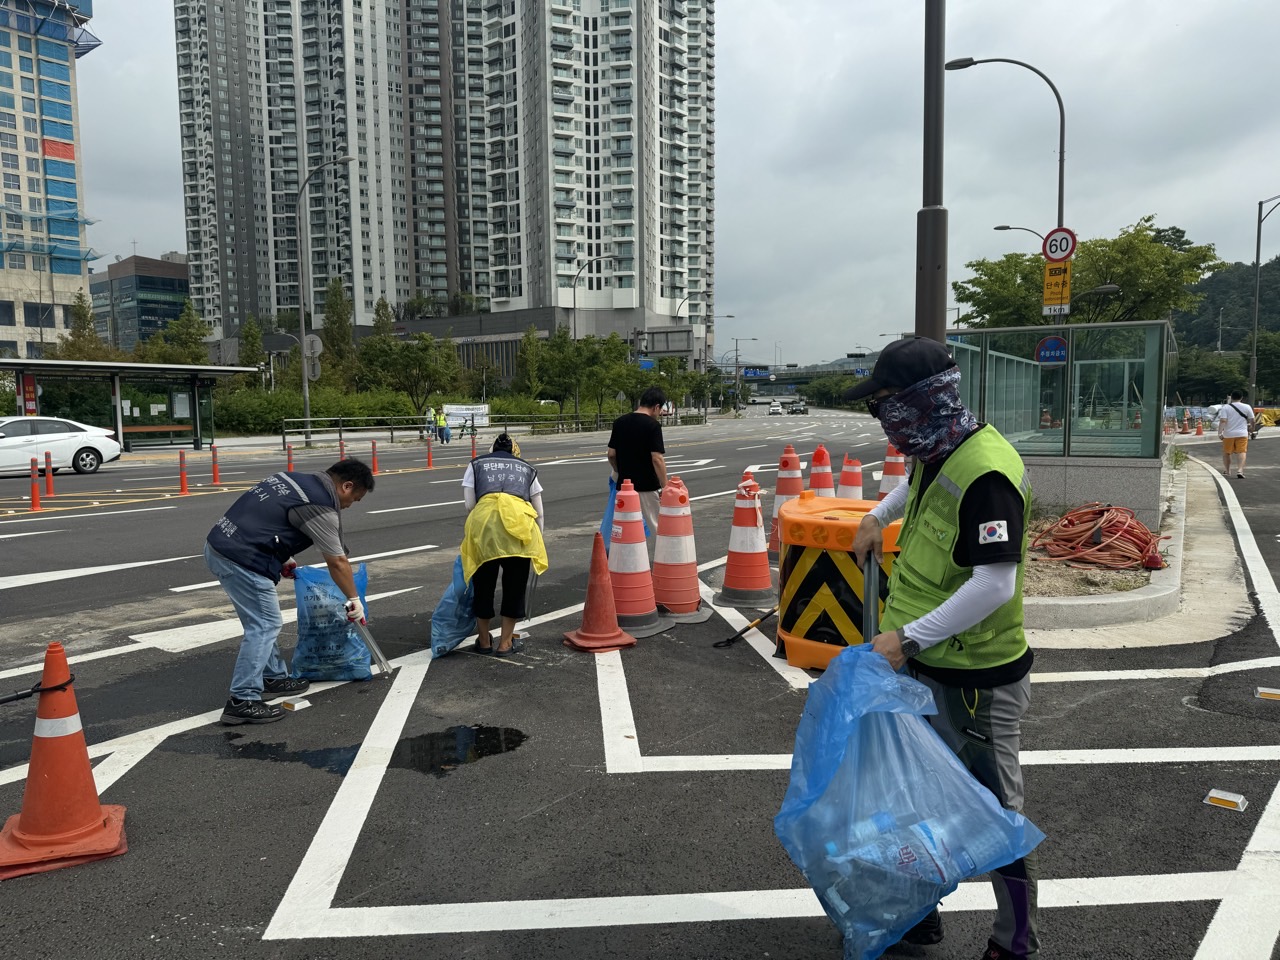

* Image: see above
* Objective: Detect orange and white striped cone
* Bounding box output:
[0,642,127,879]
[1195,417,1204,437]
[653,477,712,624]
[767,445,804,561]
[564,532,638,653]
[836,455,864,500]
[808,444,835,495]
[714,472,777,607]
[608,479,669,638]
[878,444,907,500]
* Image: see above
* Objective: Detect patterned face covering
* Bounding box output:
[874,367,979,463]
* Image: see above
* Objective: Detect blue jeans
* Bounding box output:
[204,542,289,701]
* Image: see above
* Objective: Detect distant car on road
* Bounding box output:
[0,416,122,475]
[768,401,783,416]
[788,400,808,414]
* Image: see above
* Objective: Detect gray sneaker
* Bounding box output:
[263,676,310,698]
[221,698,285,725]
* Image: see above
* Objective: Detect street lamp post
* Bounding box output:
[994,224,1046,243]
[731,336,758,412]
[948,57,1067,229]
[571,254,615,340]
[293,155,355,444]
[1251,193,1280,404]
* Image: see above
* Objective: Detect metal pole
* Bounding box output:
[916,0,948,345]
[1249,195,1280,402]
[571,254,613,340]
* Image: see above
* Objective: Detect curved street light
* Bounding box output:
[948,57,1066,229]
[571,255,615,340]
[994,224,1046,242]
[1251,193,1280,403]
[294,154,355,444]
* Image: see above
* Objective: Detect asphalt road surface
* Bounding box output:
[0,410,1277,960]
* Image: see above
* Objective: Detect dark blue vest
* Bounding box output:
[471,453,536,501]
[205,471,337,582]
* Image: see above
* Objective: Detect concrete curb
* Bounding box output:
[1023,463,1186,630]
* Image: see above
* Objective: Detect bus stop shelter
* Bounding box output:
[0,358,256,451]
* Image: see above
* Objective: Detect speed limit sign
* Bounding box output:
[1042,227,1077,262]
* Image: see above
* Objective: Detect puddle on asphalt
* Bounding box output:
[220,733,360,775]
[389,724,528,778]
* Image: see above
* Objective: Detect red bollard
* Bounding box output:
[287,444,294,471]
[339,439,346,462]
[471,431,477,459]
[426,435,433,470]
[371,440,379,475]
[44,451,54,499]
[211,444,220,484]
[28,458,40,511]
[179,451,189,496]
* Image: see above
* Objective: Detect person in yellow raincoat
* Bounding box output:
[460,433,548,655]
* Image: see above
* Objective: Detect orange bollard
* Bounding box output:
[564,532,638,653]
[808,443,835,494]
[879,445,906,500]
[471,429,477,459]
[714,472,776,607]
[768,444,804,561]
[653,477,712,622]
[371,440,379,475]
[44,451,54,499]
[287,444,294,471]
[836,455,863,499]
[608,479,667,637]
[1195,418,1204,437]
[339,439,346,461]
[179,451,189,496]
[210,444,220,484]
[28,458,40,511]
[0,642,127,879]
[426,435,433,469]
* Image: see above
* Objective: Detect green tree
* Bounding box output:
[372,295,396,338]
[1169,346,1248,405]
[583,333,630,415]
[512,325,547,398]
[463,349,502,399]
[135,298,209,364]
[238,314,265,371]
[46,289,124,361]
[319,277,356,379]
[447,290,486,316]
[386,334,461,415]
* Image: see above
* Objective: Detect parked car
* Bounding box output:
[768,401,783,415]
[788,400,809,415]
[0,416,121,474]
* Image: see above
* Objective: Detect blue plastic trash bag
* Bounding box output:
[600,475,617,554]
[774,646,1045,960]
[431,555,476,658]
[290,563,372,682]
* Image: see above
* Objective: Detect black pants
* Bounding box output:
[471,556,531,619]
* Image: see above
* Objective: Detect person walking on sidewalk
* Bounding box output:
[205,459,375,725]
[436,409,449,444]
[461,434,548,655]
[1213,389,1255,478]
[607,386,668,549]
[847,337,1039,960]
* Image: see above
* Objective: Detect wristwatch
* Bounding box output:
[897,629,921,659]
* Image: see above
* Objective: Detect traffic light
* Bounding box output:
[846,352,867,359]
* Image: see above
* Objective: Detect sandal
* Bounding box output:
[473,640,495,655]
[493,638,526,658]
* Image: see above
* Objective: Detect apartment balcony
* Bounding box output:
[610,32,632,49]
[550,32,574,52]
[613,205,635,222]
[551,86,575,105]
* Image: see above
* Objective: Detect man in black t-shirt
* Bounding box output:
[607,386,668,548]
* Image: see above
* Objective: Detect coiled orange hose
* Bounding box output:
[1030,503,1168,570]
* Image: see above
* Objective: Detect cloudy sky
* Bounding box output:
[77,1,1280,365]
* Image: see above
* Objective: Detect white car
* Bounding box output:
[0,416,121,475]
[768,401,783,415]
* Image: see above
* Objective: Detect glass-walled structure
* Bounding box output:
[945,320,1171,460]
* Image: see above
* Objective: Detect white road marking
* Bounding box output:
[699,581,809,691]
[596,650,643,773]
[0,554,200,592]
[0,529,63,540]
[736,444,767,450]
[0,505,177,525]
[1201,458,1280,647]
[689,489,738,502]
[1034,656,1280,683]
[0,643,141,682]
[119,471,247,482]
[368,499,464,515]
[169,545,440,593]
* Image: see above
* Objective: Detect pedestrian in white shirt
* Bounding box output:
[1213,390,1256,478]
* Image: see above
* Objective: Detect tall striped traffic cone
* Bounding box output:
[608,479,669,638]
[767,445,804,561]
[564,533,637,653]
[653,477,712,623]
[0,643,127,879]
[714,472,777,607]
[879,445,907,500]
[836,456,864,499]
[808,444,834,494]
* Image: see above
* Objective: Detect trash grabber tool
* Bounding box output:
[353,620,394,678]
[713,606,778,648]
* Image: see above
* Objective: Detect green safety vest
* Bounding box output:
[880,425,1032,671]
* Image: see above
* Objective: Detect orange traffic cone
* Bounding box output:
[879,445,907,500]
[808,444,835,494]
[767,445,804,561]
[714,472,776,607]
[1132,409,1142,431]
[1164,418,1173,436]
[1195,417,1204,437]
[608,479,668,638]
[1179,412,1191,434]
[1039,409,1051,429]
[836,456,864,500]
[0,643,127,879]
[653,477,712,623]
[564,533,638,653]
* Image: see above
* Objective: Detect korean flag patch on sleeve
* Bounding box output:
[978,520,1009,544]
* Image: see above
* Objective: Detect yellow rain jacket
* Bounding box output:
[460,492,549,583]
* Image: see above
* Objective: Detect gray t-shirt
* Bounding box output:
[287,471,346,556]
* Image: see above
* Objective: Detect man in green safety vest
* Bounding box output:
[848,337,1038,960]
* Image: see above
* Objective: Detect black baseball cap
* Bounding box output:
[843,337,957,403]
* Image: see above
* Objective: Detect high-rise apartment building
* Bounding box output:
[89,254,191,352]
[175,0,714,366]
[0,1,100,361]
